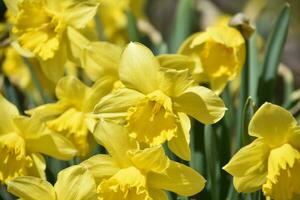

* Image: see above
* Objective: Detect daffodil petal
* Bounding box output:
[178,32,203,54]
[3,0,18,15]
[0,93,19,133]
[223,139,269,177]
[249,102,297,145]
[289,131,300,149]
[93,121,138,167]
[210,75,229,95]
[39,46,67,83]
[56,76,88,107]
[82,41,122,81]
[157,54,195,71]
[119,42,160,94]
[94,88,144,116]
[204,26,245,47]
[13,116,44,139]
[26,131,77,160]
[64,0,100,29]
[26,102,67,119]
[27,153,46,180]
[148,161,206,196]
[159,68,194,97]
[175,86,226,124]
[131,146,169,173]
[7,176,55,200]
[66,27,90,64]
[83,77,115,112]
[80,154,120,183]
[168,112,191,161]
[233,172,267,193]
[55,165,98,200]
[149,188,168,200]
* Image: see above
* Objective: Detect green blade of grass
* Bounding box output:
[127,10,141,42]
[168,0,195,53]
[248,32,260,103]
[204,125,220,200]
[257,4,291,105]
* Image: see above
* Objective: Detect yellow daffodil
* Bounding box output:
[7,165,98,200]
[179,26,246,94]
[94,42,226,160]
[2,46,55,103]
[223,103,300,200]
[81,121,205,199]
[4,0,100,82]
[82,41,123,86]
[27,76,113,157]
[0,93,76,184]
[98,0,146,44]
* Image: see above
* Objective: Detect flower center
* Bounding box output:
[47,108,90,157]
[97,167,152,200]
[13,1,66,60]
[126,90,178,146]
[0,133,32,184]
[263,144,300,200]
[200,40,236,78]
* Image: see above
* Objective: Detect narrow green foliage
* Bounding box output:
[241,97,255,146]
[127,11,141,42]
[0,185,14,200]
[168,0,195,53]
[3,77,21,111]
[94,12,106,41]
[23,58,51,104]
[257,4,291,105]
[204,125,220,200]
[248,33,260,103]
[281,66,294,108]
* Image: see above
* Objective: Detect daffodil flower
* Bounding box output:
[4,0,100,82]
[94,42,226,160]
[81,121,205,199]
[223,103,300,199]
[7,165,98,200]
[82,41,123,86]
[179,26,246,94]
[0,94,76,184]
[98,0,147,44]
[2,46,56,103]
[27,76,113,157]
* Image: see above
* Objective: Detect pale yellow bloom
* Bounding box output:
[2,47,31,90]
[4,0,100,82]
[82,41,123,85]
[81,121,206,199]
[224,103,300,200]
[98,0,147,44]
[94,42,226,160]
[27,76,113,157]
[0,93,76,184]
[178,26,246,94]
[2,46,55,102]
[7,165,98,200]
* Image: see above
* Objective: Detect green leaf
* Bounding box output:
[204,125,220,200]
[168,0,195,53]
[127,10,141,42]
[23,58,52,104]
[257,3,291,105]
[248,32,260,103]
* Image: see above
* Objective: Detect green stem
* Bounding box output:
[23,58,50,103]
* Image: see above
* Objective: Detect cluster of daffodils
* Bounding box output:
[0,0,297,200]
